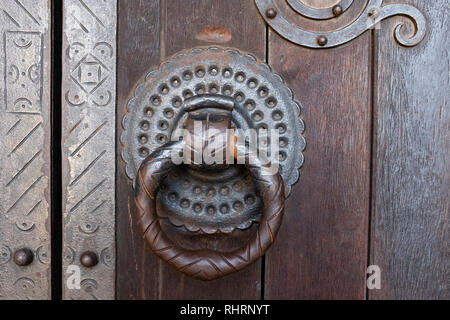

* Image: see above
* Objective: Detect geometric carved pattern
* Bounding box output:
[65,42,114,107]
[62,0,116,300]
[4,31,43,114]
[0,0,51,300]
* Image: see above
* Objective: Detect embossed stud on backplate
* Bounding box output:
[255,0,427,48]
[122,47,305,280]
[80,251,99,268]
[13,248,34,267]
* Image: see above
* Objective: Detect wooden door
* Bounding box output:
[111,0,447,300]
[1,0,446,300]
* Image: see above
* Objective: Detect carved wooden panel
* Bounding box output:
[62,0,117,300]
[0,0,51,300]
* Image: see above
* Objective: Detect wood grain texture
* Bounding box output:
[116,0,161,300]
[369,0,449,300]
[116,0,266,299]
[265,27,372,299]
[117,0,447,300]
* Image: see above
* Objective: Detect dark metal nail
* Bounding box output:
[80,251,98,268]
[14,248,34,266]
[332,5,343,17]
[265,8,277,19]
[317,35,328,46]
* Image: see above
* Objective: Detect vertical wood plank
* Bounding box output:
[370,0,449,299]
[265,16,372,300]
[0,0,52,300]
[62,0,117,300]
[163,0,266,58]
[116,0,161,300]
[116,0,266,299]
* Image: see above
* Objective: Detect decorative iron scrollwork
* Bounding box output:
[255,0,427,48]
[287,0,354,20]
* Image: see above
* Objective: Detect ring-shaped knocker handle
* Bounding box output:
[123,48,305,280]
[135,139,285,281]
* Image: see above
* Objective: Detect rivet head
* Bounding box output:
[14,248,34,266]
[317,35,328,46]
[265,8,277,19]
[332,5,343,16]
[80,251,98,268]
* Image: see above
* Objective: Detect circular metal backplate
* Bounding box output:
[121,47,305,196]
[156,166,264,234]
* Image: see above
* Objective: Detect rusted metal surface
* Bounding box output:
[62,0,116,300]
[195,26,232,44]
[0,0,51,300]
[255,0,427,48]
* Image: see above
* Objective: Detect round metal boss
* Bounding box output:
[121,47,305,196]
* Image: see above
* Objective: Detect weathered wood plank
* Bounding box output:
[370,0,449,300]
[0,0,52,300]
[116,0,161,300]
[265,3,372,298]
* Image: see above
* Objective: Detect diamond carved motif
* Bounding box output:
[70,54,109,94]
